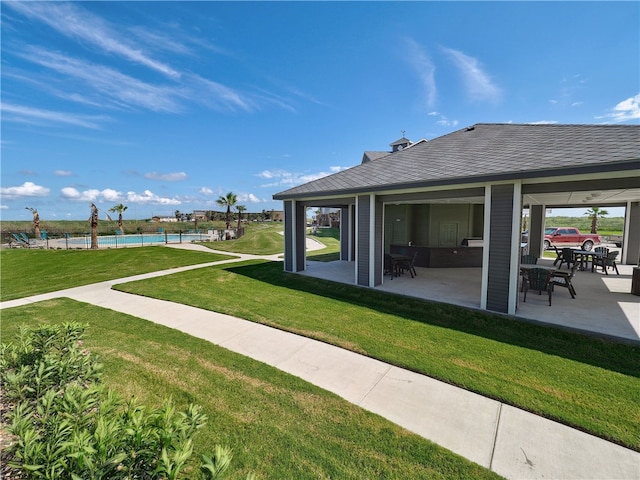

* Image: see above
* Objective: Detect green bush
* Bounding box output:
[0,323,241,480]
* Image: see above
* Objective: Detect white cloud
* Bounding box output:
[237,193,262,203]
[144,171,188,181]
[597,94,640,123]
[199,187,214,195]
[60,186,180,206]
[126,190,181,206]
[257,167,351,188]
[529,120,559,125]
[19,48,184,114]
[6,2,180,79]
[428,111,458,127]
[1,102,107,129]
[61,187,101,201]
[60,187,123,202]
[54,170,74,176]
[405,39,437,108]
[0,182,50,199]
[101,189,123,202]
[441,47,501,102]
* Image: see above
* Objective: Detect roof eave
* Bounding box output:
[272,159,640,201]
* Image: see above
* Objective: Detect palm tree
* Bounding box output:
[585,207,608,234]
[25,207,41,239]
[216,192,237,230]
[89,203,99,249]
[109,203,128,233]
[236,205,246,234]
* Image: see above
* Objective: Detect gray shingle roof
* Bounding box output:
[274,123,640,200]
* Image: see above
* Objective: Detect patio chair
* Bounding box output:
[557,248,575,270]
[384,254,397,279]
[551,262,578,299]
[522,267,553,306]
[594,246,609,256]
[397,252,418,278]
[592,250,620,275]
[552,246,563,266]
[520,254,538,265]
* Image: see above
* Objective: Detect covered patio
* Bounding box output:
[299,254,640,344]
[275,124,640,329]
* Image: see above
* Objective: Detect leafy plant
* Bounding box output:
[0,323,240,480]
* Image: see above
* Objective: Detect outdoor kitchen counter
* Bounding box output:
[390,245,483,268]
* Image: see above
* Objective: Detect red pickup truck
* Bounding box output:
[543,227,602,251]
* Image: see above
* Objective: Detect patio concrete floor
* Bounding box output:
[299,256,640,344]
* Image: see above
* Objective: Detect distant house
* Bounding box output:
[152,216,178,223]
[192,210,208,221]
[274,123,640,316]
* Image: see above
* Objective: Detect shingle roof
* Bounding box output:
[274,123,640,200]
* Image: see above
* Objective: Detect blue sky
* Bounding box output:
[1,1,638,221]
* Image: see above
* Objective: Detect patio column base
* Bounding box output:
[631,267,640,296]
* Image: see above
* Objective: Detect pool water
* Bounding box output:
[66,233,206,247]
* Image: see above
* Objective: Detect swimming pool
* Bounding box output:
[63,232,209,248]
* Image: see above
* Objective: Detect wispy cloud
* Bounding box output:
[144,172,189,182]
[4,1,298,123]
[54,170,74,177]
[1,103,108,129]
[441,47,501,102]
[0,182,51,199]
[6,2,180,78]
[428,111,458,127]
[18,48,185,113]
[405,39,437,108]
[596,94,640,123]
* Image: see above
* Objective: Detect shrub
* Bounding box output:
[0,323,240,480]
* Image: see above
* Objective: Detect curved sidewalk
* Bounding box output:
[1,252,638,480]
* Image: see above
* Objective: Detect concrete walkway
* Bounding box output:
[1,246,638,480]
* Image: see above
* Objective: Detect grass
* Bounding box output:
[114,259,640,451]
[0,299,501,480]
[0,247,235,301]
[199,222,285,255]
[307,227,341,261]
[2,226,638,455]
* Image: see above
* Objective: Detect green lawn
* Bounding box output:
[2,228,639,456]
[200,222,285,255]
[1,300,501,480]
[0,247,235,301]
[114,260,640,451]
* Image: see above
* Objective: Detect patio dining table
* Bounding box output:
[571,249,605,271]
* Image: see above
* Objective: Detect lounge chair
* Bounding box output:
[11,233,32,248]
